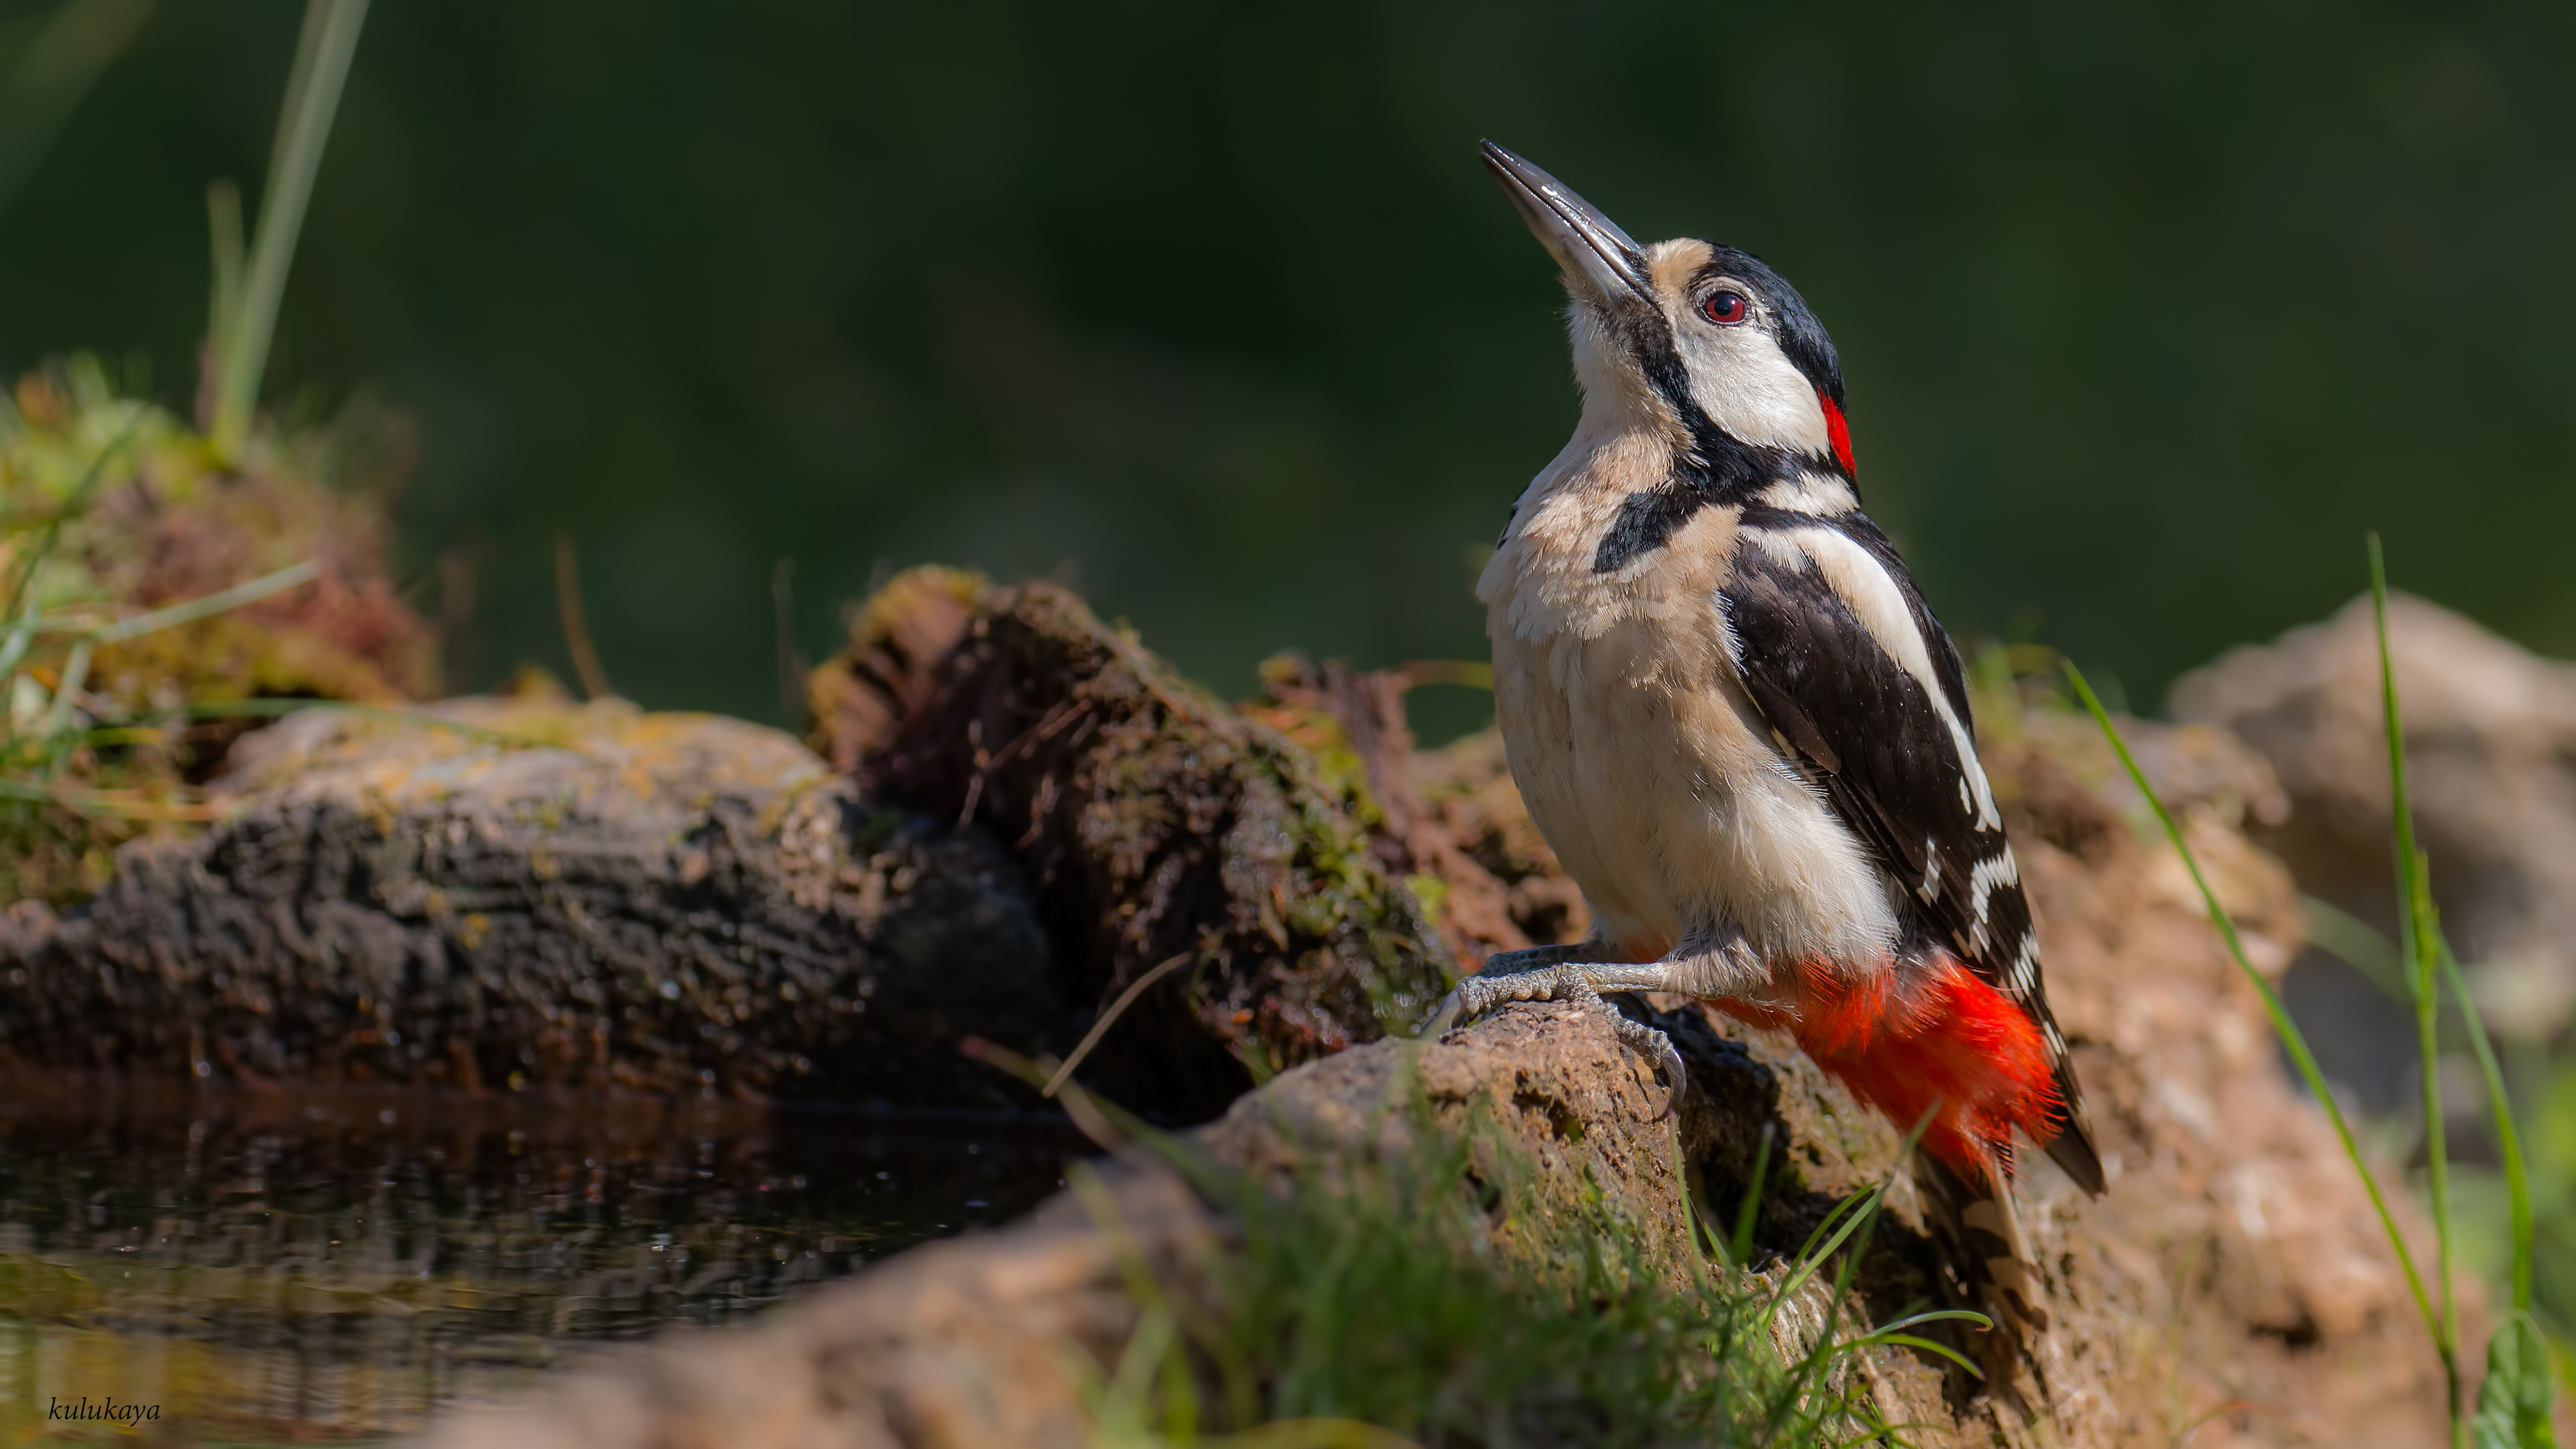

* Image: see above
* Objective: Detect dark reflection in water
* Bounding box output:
[0,1075,1088,1444]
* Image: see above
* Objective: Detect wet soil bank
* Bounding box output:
[0,570,2474,1445]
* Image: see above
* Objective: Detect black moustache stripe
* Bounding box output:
[1592,305,1847,574]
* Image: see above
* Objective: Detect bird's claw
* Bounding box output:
[1605,1008,1688,1121]
[1657,1038,1688,1120]
[1424,987,1466,1038]
[1419,964,1687,1120]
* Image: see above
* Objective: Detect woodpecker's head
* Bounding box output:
[1483,140,1856,485]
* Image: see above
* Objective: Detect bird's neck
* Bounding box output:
[1568,369,1861,525]
[1483,401,1866,622]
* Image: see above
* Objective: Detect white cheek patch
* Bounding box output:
[1668,320,1831,457]
[1783,526,2002,833]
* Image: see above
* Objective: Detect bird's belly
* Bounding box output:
[1491,608,1898,973]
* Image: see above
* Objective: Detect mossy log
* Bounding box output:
[0,694,1067,1106]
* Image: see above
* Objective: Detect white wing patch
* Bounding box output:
[1775,526,2002,833]
[1968,849,2019,926]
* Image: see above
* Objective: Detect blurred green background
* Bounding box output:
[0,0,2571,733]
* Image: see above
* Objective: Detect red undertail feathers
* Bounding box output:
[1719,956,2062,1186]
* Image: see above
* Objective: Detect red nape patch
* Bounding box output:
[1732,959,2059,1188]
[1818,392,1856,478]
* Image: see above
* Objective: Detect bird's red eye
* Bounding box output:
[1701,290,1748,325]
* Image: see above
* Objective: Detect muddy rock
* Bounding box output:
[2171,590,2576,1031]
[1195,999,1718,1285]
[0,694,1067,1106]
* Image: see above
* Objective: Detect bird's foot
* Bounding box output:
[1424,957,1688,1120]
[1421,942,1593,1035]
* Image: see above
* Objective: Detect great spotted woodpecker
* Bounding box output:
[1430,141,2104,1344]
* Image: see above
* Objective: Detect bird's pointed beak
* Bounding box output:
[1481,140,1654,308]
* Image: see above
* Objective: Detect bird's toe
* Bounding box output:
[1422,987,1468,1037]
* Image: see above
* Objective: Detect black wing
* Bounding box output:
[1721,510,2102,1193]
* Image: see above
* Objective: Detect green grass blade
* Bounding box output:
[1731,1121,1774,1267]
[2299,893,2411,1002]
[1765,1108,1944,1439]
[1847,1332,1984,1379]
[2439,938,2534,1316]
[2063,660,2442,1352]
[2372,533,2463,1438]
[205,178,245,372]
[1868,1308,1992,1334]
[209,0,370,461]
[1762,1104,1932,1342]
[3,411,140,627]
[1673,1123,1721,1286]
[264,0,332,199]
[2367,534,2420,953]
[1766,1183,1880,1320]
[86,559,316,643]
[36,637,89,739]
[0,614,35,678]
[2369,536,2426,998]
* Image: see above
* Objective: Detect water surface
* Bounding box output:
[0,1075,1087,1444]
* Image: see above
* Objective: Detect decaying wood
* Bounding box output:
[809,567,1455,1118]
